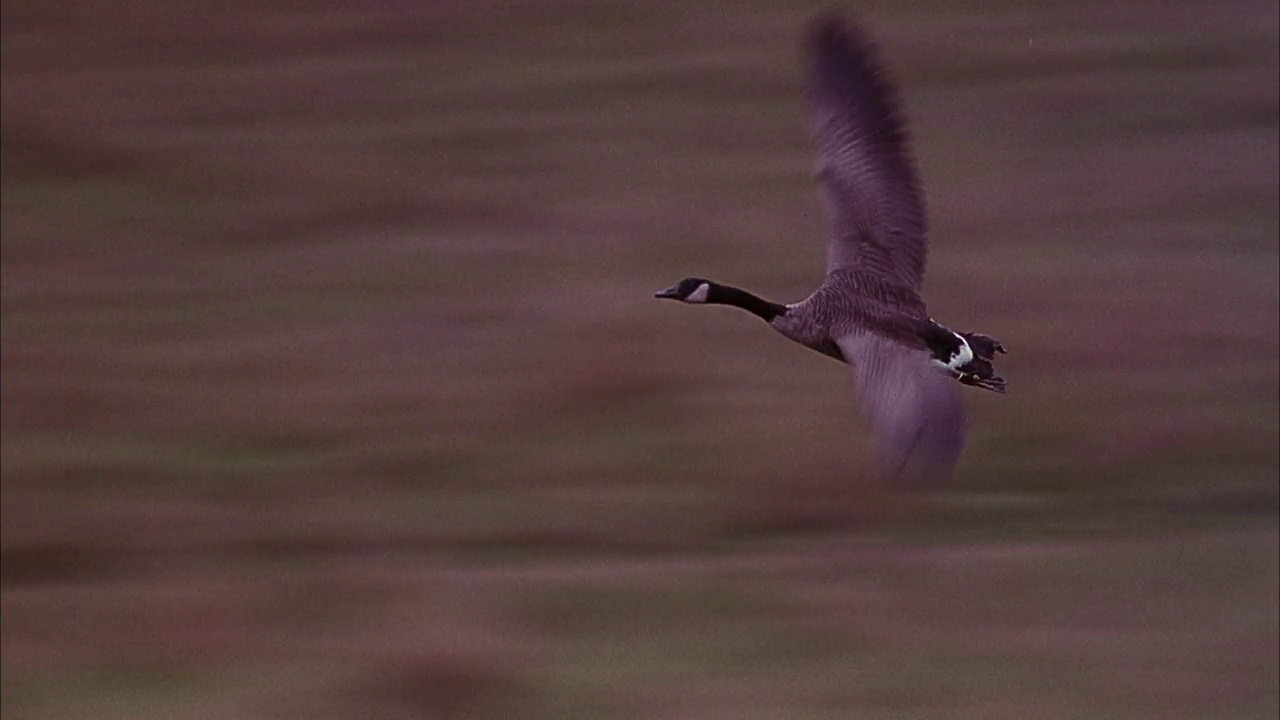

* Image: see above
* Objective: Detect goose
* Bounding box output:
[655,14,1006,485]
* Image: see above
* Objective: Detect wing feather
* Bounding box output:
[808,16,928,290]
[835,331,966,485]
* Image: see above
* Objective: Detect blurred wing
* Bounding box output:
[808,16,928,290]
[836,332,966,485]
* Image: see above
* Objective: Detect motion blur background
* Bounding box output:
[2,1,1277,718]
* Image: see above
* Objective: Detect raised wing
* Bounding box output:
[835,331,966,485]
[808,16,928,290]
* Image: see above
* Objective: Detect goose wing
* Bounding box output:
[835,331,966,485]
[808,16,928,290]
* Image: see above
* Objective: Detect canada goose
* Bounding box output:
[655,15,1006,485]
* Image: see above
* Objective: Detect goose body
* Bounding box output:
[655,15,1006,485]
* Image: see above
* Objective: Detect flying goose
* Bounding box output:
[655,15,1006,485]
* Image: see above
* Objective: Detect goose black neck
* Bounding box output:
[709,283,788,322]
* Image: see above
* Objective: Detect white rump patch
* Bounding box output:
[685,282,710,303]
[932,333,974,372]
[953,334,974,366]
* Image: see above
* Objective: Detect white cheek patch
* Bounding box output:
[685,282,710,303]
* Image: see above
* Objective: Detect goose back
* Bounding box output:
[772,269,931,358]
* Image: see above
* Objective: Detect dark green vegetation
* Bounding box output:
[2,1,1277,718]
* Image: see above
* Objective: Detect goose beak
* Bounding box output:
[654,285,682,299]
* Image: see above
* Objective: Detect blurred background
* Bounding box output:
[2,1,1277,718]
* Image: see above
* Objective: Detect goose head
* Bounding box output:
[654,278,714,303]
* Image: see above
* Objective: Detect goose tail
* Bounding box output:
[957,332,1007,394]
[960,332,1006,361]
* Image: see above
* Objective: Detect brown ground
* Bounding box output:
[2,1,1277,718]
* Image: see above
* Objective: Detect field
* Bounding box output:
[2,1,1278,718]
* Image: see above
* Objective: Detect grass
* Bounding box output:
[2,0,1278,717]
